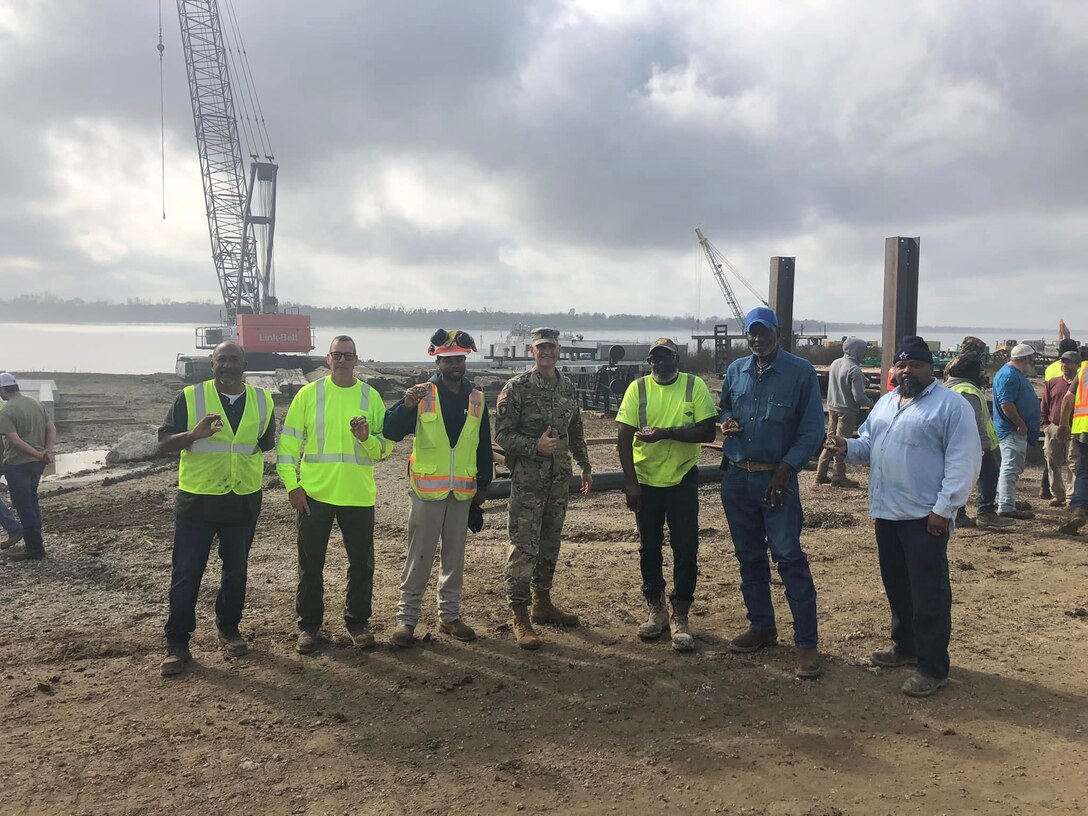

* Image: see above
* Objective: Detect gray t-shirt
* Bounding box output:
[0,393,49,465]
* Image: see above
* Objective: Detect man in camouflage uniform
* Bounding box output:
[495,327,592,649]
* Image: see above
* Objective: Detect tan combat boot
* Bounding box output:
[511,603,541,650]
[669,599,695,652]
[530,589,580,626]
[637,594,669,640]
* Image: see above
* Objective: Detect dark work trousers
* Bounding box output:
[164,512,255,646]
[720,466,818,649]
[874,518,952,680]
[976,447,1000,513]
[296,497,375,633]
[637,466,700,604]
[5,461,46,556]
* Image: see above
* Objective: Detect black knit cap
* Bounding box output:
[1059,338,1079,353]
[895,335,934,365]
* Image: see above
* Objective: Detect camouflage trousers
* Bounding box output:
[505,461,570,604]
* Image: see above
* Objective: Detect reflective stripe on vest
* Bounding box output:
[179,381,271,495]
[301,377,381,466]
[1072,362,1088,433]
[636,373,695,428]
[948,380,999,450]
[408,383,483,500]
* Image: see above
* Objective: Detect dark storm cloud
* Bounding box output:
[2,0,1087,325]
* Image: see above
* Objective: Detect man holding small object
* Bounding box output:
[277,335,394,654]
[156,342,275,676]
[717,307,826,679]
[826,336,980,697]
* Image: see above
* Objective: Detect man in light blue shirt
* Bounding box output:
[992,344,1041,519]
[828,336,981,698]
[718,307,826,679]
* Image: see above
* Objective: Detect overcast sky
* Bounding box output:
[0,0,1084,327]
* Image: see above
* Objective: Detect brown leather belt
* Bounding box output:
[732,460,779,472]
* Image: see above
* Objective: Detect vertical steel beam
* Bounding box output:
[769,257,796,353]
[880,237,921,383]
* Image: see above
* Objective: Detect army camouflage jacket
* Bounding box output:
[495,369,591,472]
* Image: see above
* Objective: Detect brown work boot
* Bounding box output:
[439,618,477,642]
[390,623,416,648]
[870,647,917,668]
[637,594,669,640]
[901,671,948,698]
[296,630,319,654]
[1057,507,1087,536]
[815,462,831,484]
[160,644,191,677]
[998,509,1034,520]
[728,627,778,653]
[216,627,248,657]
[1015,500,1033,512]
[348,625,376,649]
[830,476,860,488]
[511,603,541,650]
[0,531,23,550]
[976,510,1012,529]
[1049,498,1068,508]
[530,589,579,627]
[795,648,823,679]
[669,599,695,653]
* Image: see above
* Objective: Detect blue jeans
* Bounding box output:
[5,461,45,555]
[875,518,952,680]
[1071,440,1088,511]
[720,466,818,648]
[997,434,1028,512]
[977,447,1000,513]
[164,512,255,646]
[0,492,22,535]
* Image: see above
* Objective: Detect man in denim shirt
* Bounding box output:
[828,336,981,697]
[992,344,1041,520]
[718,307,826,678]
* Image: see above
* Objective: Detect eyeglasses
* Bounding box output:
[329,351,357,361]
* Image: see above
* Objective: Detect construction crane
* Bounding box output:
[695,227,769,332]
[171,0,313,376]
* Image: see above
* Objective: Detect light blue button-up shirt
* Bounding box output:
[845,380,982,521]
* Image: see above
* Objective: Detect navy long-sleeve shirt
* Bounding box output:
[718,350,826,472]
[384,373,494,491]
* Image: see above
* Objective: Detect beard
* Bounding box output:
[899,377,922,397]
[651,365,679,384]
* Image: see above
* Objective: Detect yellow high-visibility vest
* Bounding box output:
[178,381,273,496]
[276,376,393,506]
[947,380,1000,450]
[409,383,483,501]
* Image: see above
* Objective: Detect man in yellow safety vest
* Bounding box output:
[1057,351,1088,534]
[277,335,394,654]
[382,330,494,647]
[156,342,275,677]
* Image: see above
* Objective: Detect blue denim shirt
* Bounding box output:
[992,364,1041,445]
[718,350,825,471]
[845,380,982,520]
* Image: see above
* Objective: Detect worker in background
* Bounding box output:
[1039,337,1077,501]
[0,372,56,562]
[827,336,980,698]
[1056,352,1088,535]
[717,308,826,679]
[993,344,1041,520]
[944,354,1009,530]
[1040,351,1080,508]
[382,330,493,647]
[616,338,717,652]
[277,336,394,654]
[816,337,871,487]
[495,327,592,650]
[155,343,275,677]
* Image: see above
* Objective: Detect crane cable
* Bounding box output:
[157,0,166,219]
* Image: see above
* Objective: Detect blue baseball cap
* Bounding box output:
[744,307,778,332]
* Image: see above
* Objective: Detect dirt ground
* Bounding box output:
[2,373,1087,815]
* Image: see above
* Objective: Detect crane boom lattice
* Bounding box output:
[695,227,769,331]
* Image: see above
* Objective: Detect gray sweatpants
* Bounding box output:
[396,493,472,627]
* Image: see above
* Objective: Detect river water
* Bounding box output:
[0,322,1055,375]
